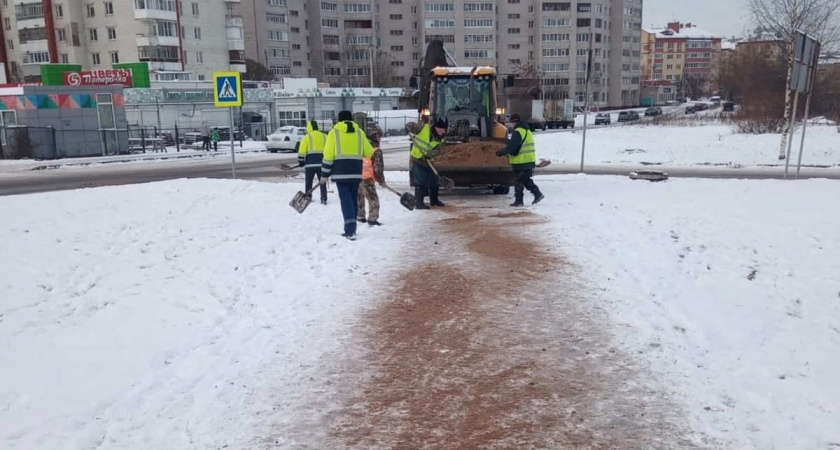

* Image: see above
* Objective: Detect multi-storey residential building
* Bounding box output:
[642,22,723,99]
[236,0,643,107]
[0,0,246,83]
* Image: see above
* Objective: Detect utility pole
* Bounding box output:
[369,44,375,88]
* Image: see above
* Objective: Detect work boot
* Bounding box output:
[357,218,367,223]
[341,233,357,241]
[532,191,545,205]
[429,187,446,207]
[415,188,430,210]
[368,220,382,226]
[321,198,328,205]
[510,196,525,207]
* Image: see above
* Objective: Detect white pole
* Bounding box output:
[783,89,799,180]
[795,90,813,179]
[580,30,593,173]
[229,107,236,178]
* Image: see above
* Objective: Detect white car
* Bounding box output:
[266,126,306,153]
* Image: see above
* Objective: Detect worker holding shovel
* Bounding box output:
[496,114,545,207]
[321,111,375,241]
[357,134,385,226]
[410,118,448,209]
[298,120,328,205]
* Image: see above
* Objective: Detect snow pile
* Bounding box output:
[537,124,840,167]
[0,179,423,449]
[534,175,840,449]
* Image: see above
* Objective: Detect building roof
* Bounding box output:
[721,41,738,51]
[644,26,723,40]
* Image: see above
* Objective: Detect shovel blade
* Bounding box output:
[400,193,416,210]
[289,191,312,213]
[279,163,295,170]
[440,176,455,191]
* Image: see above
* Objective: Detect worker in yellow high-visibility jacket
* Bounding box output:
[298,120,328,204]
[409,118,448,209]
[496,114,545,207]
[321,110,375,241]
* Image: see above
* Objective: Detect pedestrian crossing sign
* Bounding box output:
[213,71,242,107]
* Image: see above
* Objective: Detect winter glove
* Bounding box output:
[319,177,328,185]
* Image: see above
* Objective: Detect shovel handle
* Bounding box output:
[380,183,402,196]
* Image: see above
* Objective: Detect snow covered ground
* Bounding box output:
[0,178,425,449]
[537,123,840,168]
[534,175,840,449]
[2,175,839,448]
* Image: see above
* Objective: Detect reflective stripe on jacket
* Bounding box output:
[509,127,536,168]
[298,121,327,168]
[410,124,442,160]
[321,121,375,181]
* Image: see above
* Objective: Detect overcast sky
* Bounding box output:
[642,0,753,38]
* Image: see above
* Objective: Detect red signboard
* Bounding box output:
[62,69,133,87]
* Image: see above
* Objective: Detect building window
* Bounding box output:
[196,51,203,63]
[268,30,289,41]
[107,27,116,40]
[110,51,119,63]
[542,63,570,72]
[58,28,67,42]
[60,53,69,63]
[291,27,300,33]
[266,13,286,23]
[324,67,341,76]
[464,19,493,28]
[543,2,571,11]
[6,39,12,50]
[323,35,339,45]
[290,9,298,16]
[267,0,286,5]
[390,29,403,36]
[508,44,520,50]
[389,14,402,20]
[425,34,455,43]
[345,35,373,45]
[425,19,455,28]
[424,3,454,12]
[191,2,199,15]
[508,28,520,34]
[321,19,338,28]
[464,50,490,59]
[92,52,101,65]
[320,2,337,11]
[464,3,493,12]
[271,66,292,76]
[542,48,569,57]
[543,18,569,27]
[86,4,95,17]
[89,28,98,41]
[194,27,201,39]
[104,2,113,15]
[4,17,10,30]
[464,34,493,43]
[391,45,403,51]
[542,33,570,42]
[508,13,519,19]
[344,3,372,13]
[56,4,64,17]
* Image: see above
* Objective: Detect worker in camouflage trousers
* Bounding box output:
[496,114,545,207]
[357,135,385,226]
[298,120,328,205]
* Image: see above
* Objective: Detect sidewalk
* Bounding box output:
[0,141,272,173]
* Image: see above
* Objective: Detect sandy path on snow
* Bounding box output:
[326,207,709,449]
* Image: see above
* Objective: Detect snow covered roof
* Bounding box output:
[645,26,723,40]
[721,41,738,51]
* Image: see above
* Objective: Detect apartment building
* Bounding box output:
[236,0,643,107]
[0,0,246,83]
[641,22,723,98]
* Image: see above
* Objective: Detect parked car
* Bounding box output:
[685,105,696,114]
[665,100,682,106]
[722,102,736,112]
[594,112,611,125]
[266,126,306,153]
[617,111,640,122]
[709,96,722,105]
[694,103,709,112]
[644,107,663,117]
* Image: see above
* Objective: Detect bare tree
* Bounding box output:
[372,50,400,87]
[748,0,840,158]
[244,59,272,81]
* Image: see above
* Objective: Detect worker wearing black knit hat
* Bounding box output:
[409,118,447,209]
[321,110,375,240]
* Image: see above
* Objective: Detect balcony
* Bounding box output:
[16,17,46,30]
[226,15,245,51]
[136,35,180,48]
[134,7,177,21]
[230,63,246,73]
[20,40,49,55]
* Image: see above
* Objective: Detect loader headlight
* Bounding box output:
[495,107,505,115]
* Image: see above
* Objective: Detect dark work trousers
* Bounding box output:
[304,168,328,201]
[337,181,361,236]
[202,136,210,151]
[411,162,439,199]
[513,169,539,201]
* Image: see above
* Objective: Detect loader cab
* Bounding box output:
[428,67,498,141]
